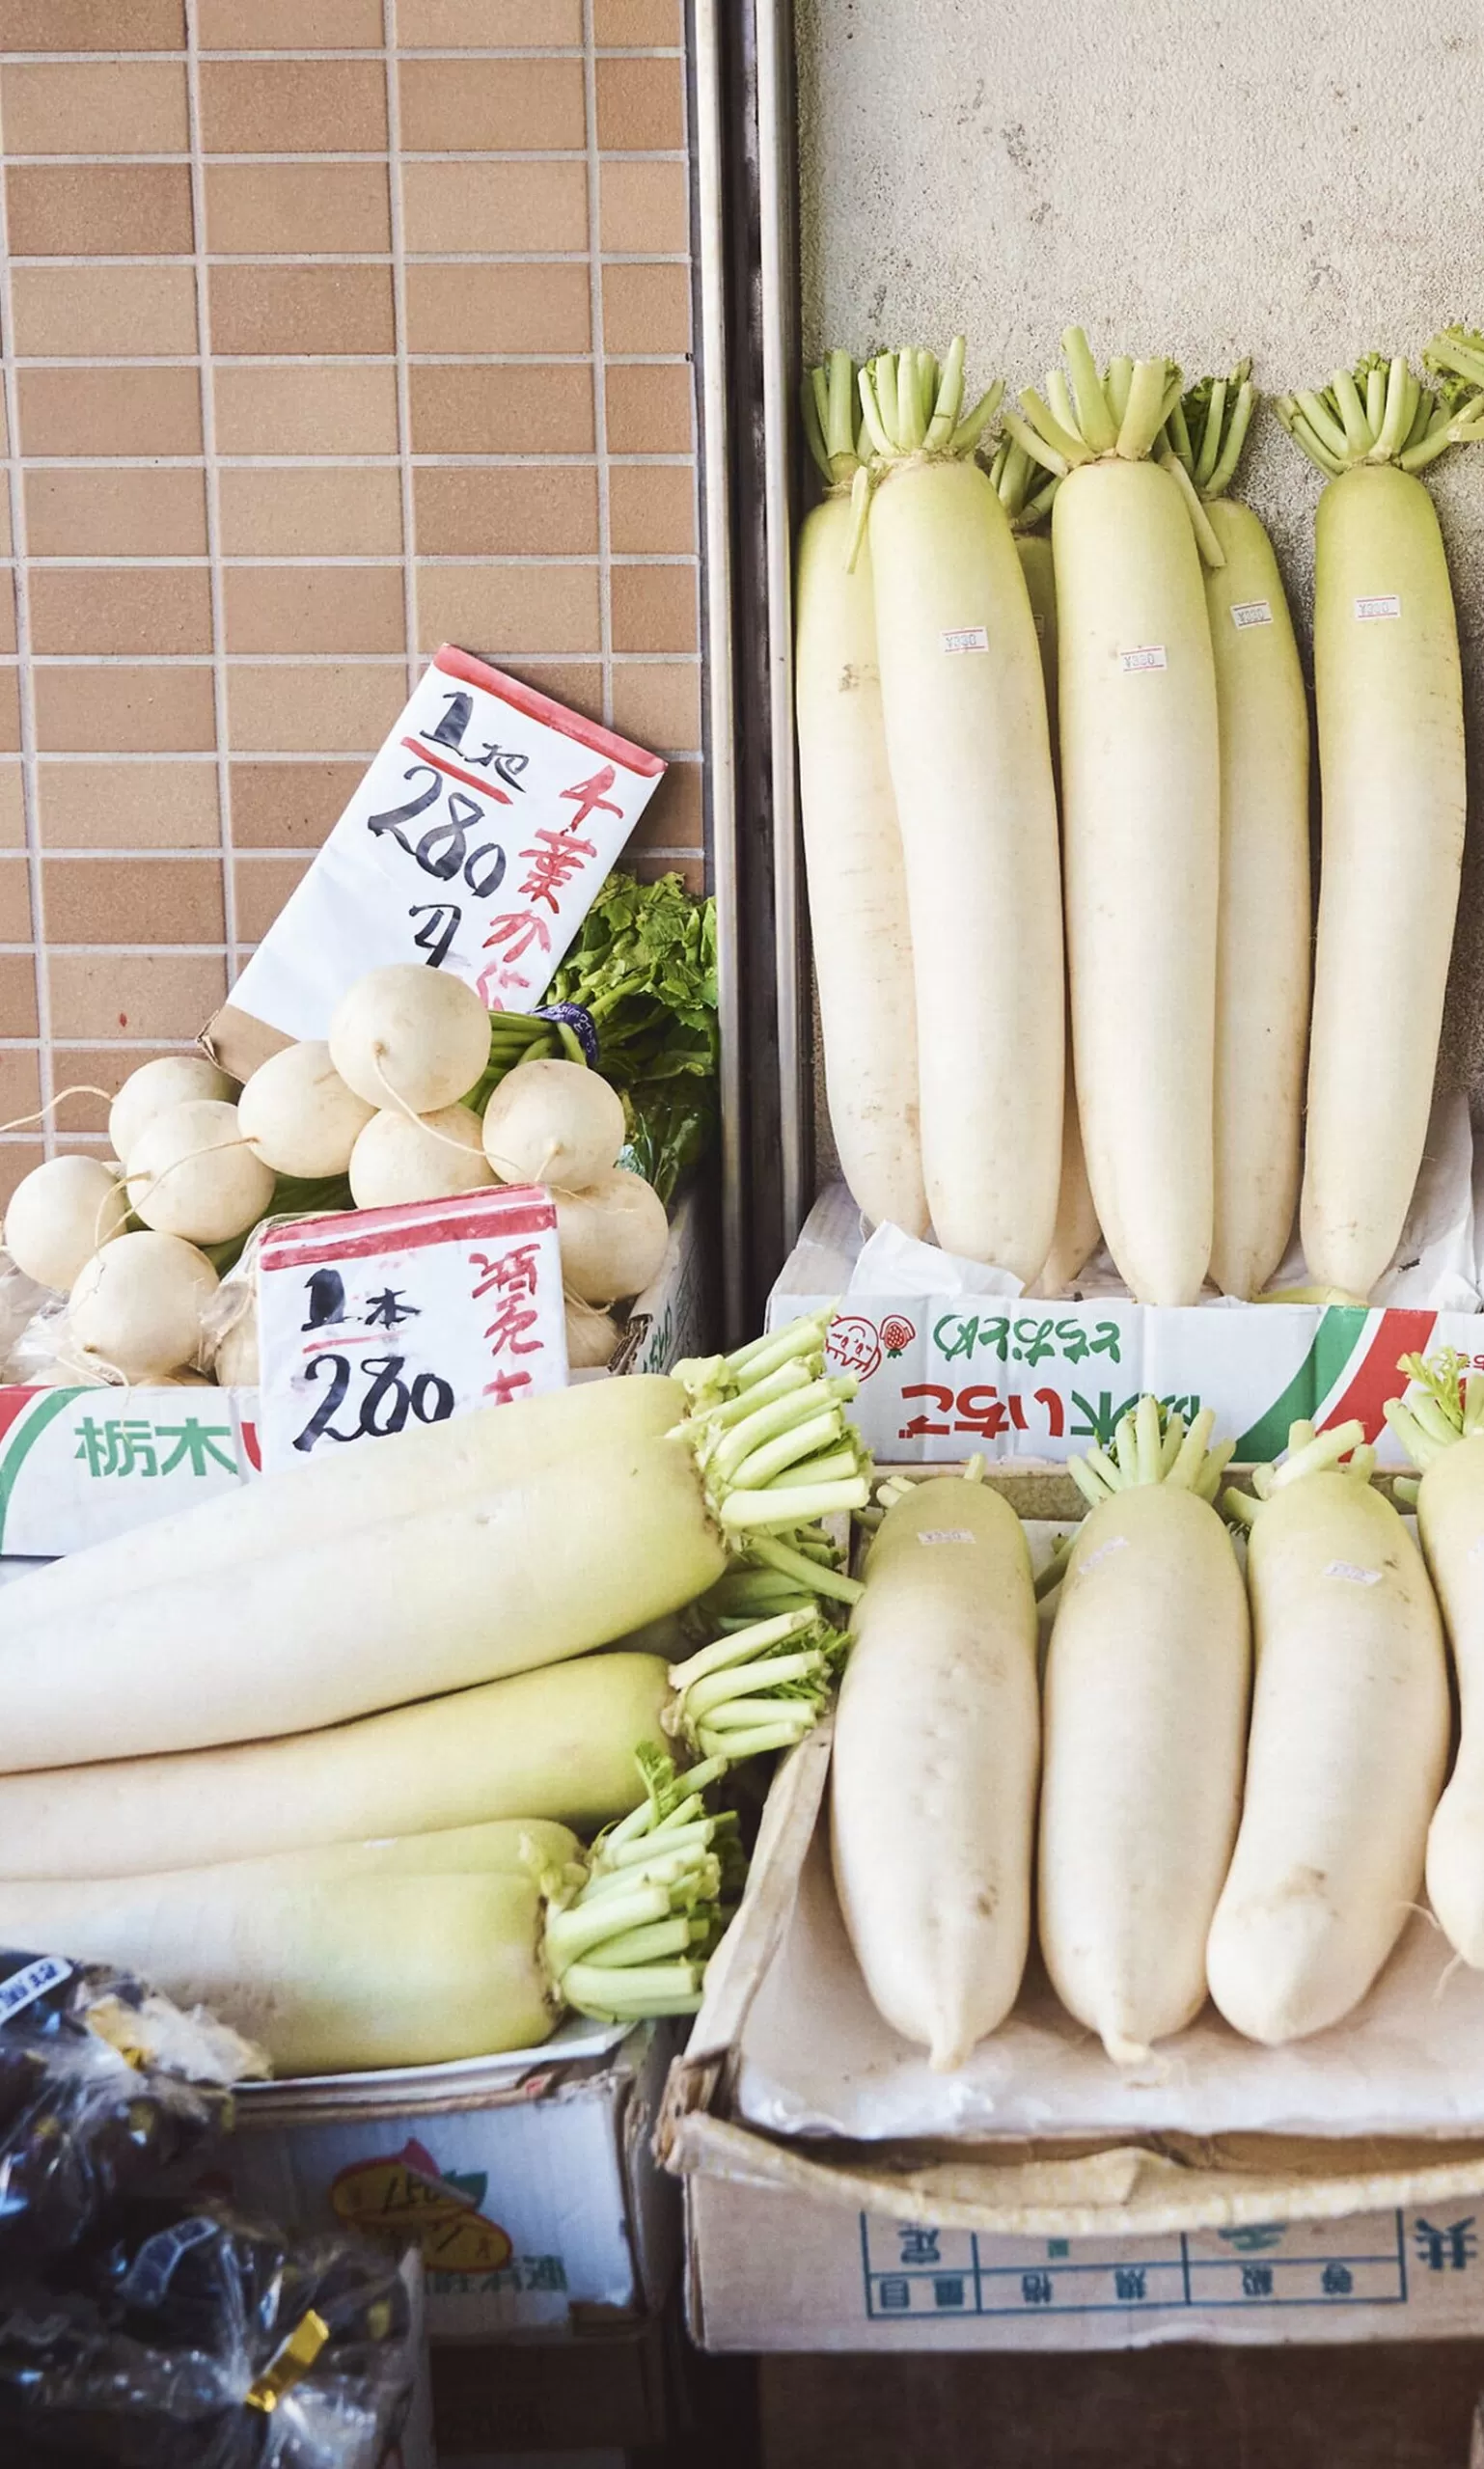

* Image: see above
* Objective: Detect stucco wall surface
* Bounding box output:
[796,0,1484,1098]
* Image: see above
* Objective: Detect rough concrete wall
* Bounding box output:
[796,0,1484,1138]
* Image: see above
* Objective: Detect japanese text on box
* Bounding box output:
[256,1187,568,1475]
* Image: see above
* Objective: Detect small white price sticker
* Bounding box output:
[1322,1560,1383,1585]
[918,1528,976,1545]
[1355,594,1402,621]
[1118,644,1168,673]
[257,1187,568,1475]
[1230,599,1274,629]
[941,626,989,654]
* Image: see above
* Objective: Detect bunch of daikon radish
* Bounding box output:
[0,963,669,1385]
[0,1310,865,2074]
[833,1358,1484,2071]
[796,323,1484,1306]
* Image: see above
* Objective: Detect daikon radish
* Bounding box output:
[348,1101,494,1208]
[990,437,1101,1298]
[860,339,1062,1275]
[115,1818,585,1887]
[796,352,927,1236]
[832,1469,1039,2068]
[1038,1400,1247,2063]
[0,1310,869,1769]
[108,1056,234,1166]
[329,963,491,1114]
[1164,368,1310,1299]
[481,1056,624,1190]
[1386,1349,1484,1965]
[69,1230,218,1382]
[1209,1420,1448,2042]
[0,1760,732,2071]
[556,1166,669,1303]
[125,1099,275,1244]
[1010,330,1220,1303]
[1278,345,1484,1298]
[4,1154,126,1290]
[238,1040,374,1178]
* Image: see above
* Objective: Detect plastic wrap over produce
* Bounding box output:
[773,1095,1484,1463]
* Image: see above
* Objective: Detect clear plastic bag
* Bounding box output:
[0,1950,262,2267]
[0,2199,417,2467]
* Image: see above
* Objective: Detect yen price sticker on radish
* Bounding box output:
[256,1187,569,1475]
[222,645,666,1047]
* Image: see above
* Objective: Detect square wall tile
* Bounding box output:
[398,58,586,152]
[0,765,24,849]
[230,759,361,849]
[598,158,688,253]
[223,564,405,656]
[212,363,398,455]
[0,1050,41,1125]
[0,859,35,945]
[11,263,198,358]
[611,561,696,652]
[33,665,216,756]
[629,755,701,849]
[594,0,682,38]
[609,660,701,752]
[217,465,402,558]
[209,264,395,356]
[604,359,692,453]
[609,460,696,552]
[406,261,591,356]
[0,954,40,1036]
[416,562,601,657]
[29,566,212,658]
[226,663,407,754]
[398,1,581,39]
[39,761,219,850]
[199,0,384,42]
[199,61,389,155]
[0,3,184,49]
[17,368,203,458]
[602,260,690,353]
[595,57,684,150]
[49,951,227,1041]
[205,163,392,257]
[0,61,189,155]
[25,468,208,558]
[42,855,225,946]
[409,362,593,454]
[400,160,587,254]
[0,671,20,754]
[234,853,311,945]
[7,163,194,257]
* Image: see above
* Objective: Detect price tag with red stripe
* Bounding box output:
[257,1186,568,1475]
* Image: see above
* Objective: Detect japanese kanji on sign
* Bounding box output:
[256,1185,569,1475]
[206,645,667,1080]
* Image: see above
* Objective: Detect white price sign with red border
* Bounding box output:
[256,1187,568,1476]
[223,645,666,1044]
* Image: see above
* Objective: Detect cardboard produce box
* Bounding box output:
[662,1466,1484,2353]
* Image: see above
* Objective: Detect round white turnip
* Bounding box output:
[238,1041,373,1179]
[4,1156,127,1291]
[109,1057,235,1168]
[556,1168,668,1305]
[565,1297,619,1368]
[482,1058,624,1190]
[329,966,489,1114]
[69,1232,219,1383]
[125,1101,275,1244]
[348,1103,494,1210]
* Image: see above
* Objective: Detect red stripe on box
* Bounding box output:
[433,645,667,780]
[1323,1307,1439,1441]
[261,1188,557,1270]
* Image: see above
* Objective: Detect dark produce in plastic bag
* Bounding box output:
[0,1949,262,2266]
[0,2197,415,2467]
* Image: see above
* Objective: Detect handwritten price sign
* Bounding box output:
[256,1187,568,1476]
[223,645,666,1049]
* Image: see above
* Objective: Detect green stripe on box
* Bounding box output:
[1234,1308,1369,1462]
[0,1389,91,1553]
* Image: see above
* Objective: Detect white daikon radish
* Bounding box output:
[1036,1048,1100,1296]
[1038,1400,1247,2063]
[1209,1420,1449,2043]
[1279,345,1484,1298]
[126,1100,275,1244]
[557,1166,669,1303]
[212,1298,258,1386]
[1386,1350,1484,1965]
[237,1040,374,1178]
[0,1653,676,1876]
[832,1470,1040,2069]
[1165,368,1310,1298]
[348,1101,494,1209]
[0,1310,868,1769]
[0,1762,728,2071]
[4,1154,126,1290]
[861,339,1062,1276]
[1010,330,1221,1304]
[796,352,927,1237]
[566,1296,619,1367]
[108,1055,234,1167]
[329,963,490,1113]
[482,1056,624,1190]
[220,1818,582,1881]
[68,1230,218,1382]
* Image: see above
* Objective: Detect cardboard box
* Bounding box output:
[0,1190,710,1560]
[772,1182,1482,1467]
[188,2022,680,2346]
[661,1490,1484,2351]
[430,2315,671,2455]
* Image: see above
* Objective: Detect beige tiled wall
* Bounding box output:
[0,0,701,1201]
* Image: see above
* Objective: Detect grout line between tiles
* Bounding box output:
[383,0,420,699]
[582,0,613,730]
[183,0,238,977]
[0,163,54,1151]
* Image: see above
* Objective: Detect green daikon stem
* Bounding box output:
[1069,1397,1233,1507]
